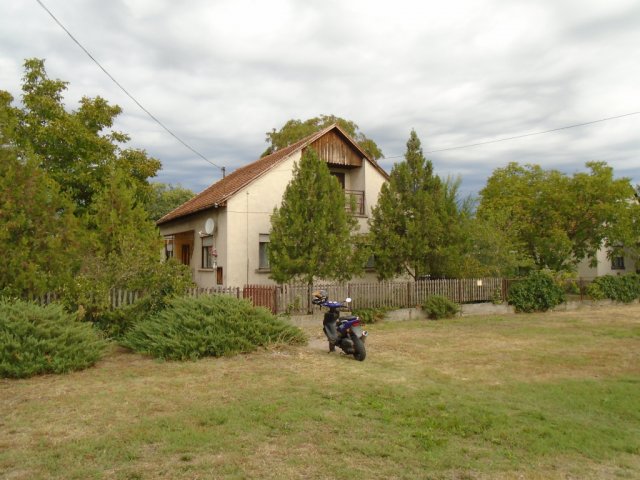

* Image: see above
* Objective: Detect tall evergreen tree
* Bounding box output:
[369,130,468,280]
[268,147,364,291]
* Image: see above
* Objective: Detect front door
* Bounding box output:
[181,244,190,265]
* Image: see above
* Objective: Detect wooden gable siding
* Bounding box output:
[309,130,363,168]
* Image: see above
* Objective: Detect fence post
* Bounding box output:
[501,278,508,303]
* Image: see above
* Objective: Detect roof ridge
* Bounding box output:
[156,124,383,225]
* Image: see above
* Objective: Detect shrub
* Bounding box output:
[422,295,460,320]
[586,274,640,303]
[121,295,307,360]
[93,296,158,339]
[0,299,108,378]
[554,271,581,295]
[352,307,391,324]
[507,271,565,313]
[62,258,194,323]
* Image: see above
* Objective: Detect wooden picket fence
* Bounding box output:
[276,278,505,313]
[31,277,599,314]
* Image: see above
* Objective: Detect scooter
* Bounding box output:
[312,290,367,361]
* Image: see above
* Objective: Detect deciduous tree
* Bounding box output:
[0,91,82,297]
[12,58,161,214]
[147,183,195,221]
[262,115,383,160]
[477,161,640,271]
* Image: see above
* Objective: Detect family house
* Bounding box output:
[157,124,389,288]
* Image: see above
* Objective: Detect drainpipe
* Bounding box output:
[246,191,249,285]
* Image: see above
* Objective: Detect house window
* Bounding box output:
[611,256,625,270]
[201,235,215,269]
[164,236,174,260]
[259,234,270,270]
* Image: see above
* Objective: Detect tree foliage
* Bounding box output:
[13,58,161,214]
[147,182,195,221]
[478,162,640,271]
[0,91,82,297]
[268,147,365,286]
[369,130,472,280]
[0,59,193,317]
[262,114,383,160]
[507,271,565,313]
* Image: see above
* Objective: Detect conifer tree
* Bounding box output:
[268,147,364,291]
[84,166,163,291]
[369,130,468,280]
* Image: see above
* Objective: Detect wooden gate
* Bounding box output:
[243,284,278,314]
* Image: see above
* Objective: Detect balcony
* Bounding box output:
[345,190,365,216]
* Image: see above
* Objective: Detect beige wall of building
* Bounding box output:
[576,248,636,278]
[225,152,301,286]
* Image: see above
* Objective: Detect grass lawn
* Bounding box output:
[1,305,639,479]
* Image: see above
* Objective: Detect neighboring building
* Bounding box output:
[157,124,389,288]
[577,247,637,278]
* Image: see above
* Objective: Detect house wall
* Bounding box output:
[223,152,388,287]
[159,208,225,288]
[576,248,636,278]
[225,152,302,286]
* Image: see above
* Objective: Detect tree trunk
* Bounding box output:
[307,281,314,314]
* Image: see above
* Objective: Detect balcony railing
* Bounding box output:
[345,190,365,216]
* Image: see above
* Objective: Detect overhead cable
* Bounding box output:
[34,0,225,176]
[385,111,640,159]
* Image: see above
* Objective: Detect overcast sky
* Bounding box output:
[1,0,639,198]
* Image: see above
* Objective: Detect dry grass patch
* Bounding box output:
[1,305,639,479]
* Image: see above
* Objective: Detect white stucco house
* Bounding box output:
[576,247,637,278]
[157,124,389,288]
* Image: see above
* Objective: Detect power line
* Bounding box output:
[384,111,640,160]
[34,0,225,176]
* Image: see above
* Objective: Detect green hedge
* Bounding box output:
[121,295,307,360]
[0,300,108,378]
[508,271,565,313]
[351,307,391,324]
[422,295,460,319]
[586,274,640,303]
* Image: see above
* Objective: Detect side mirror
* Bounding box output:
[345,297,352,303]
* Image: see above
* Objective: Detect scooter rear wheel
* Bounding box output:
[351,334,366,361]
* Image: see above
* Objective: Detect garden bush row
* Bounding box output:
[1,295,306,378]
[586,273,640,303]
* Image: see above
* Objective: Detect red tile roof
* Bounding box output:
[157,124,386,225]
